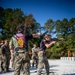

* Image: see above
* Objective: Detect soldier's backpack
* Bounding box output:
[15,34,25,48]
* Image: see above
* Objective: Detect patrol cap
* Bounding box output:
[44,34,51,38]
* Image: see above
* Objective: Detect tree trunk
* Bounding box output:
[68,50,70,57]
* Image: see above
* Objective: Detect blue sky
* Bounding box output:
[0,0,75,26]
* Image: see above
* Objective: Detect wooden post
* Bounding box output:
[68,50,70,57]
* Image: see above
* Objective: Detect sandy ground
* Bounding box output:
[0,59,75,75]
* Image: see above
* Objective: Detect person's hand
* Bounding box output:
[51,41,56,44]
[32,32,41,37]
[37,32,42,36]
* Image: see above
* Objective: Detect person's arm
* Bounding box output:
[9,38,14,50]
[10,49,14,62]
[1,45,5,54]
[32,48,33,52]
[32,48,34,54]
[9,38,14,61]
[32,32,41,38]
[45,41,56,48]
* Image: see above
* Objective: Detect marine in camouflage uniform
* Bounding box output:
[0,53,6,73]
[0,41,4,72]
[31,44,38,68]
[0,40,7,73]
[37,34,56,75]
[9,25,41,75]
[1,39,11,72]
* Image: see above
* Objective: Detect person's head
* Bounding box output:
[44,34,51,40]
[4,39,8,45]
[33,44,36,48]
[16,25,25,33]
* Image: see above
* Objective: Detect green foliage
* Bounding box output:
[0,7,41,52]
[44,18,75,59]
[44,19,54,34]
[0,6,75,59]
[0,7,25,38]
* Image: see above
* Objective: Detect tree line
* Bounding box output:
[0,6,75,59]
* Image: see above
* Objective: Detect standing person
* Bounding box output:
[9,25,41,75]
[0,40,4,72]
[1,39,11,72]
[37,34,56,75]
[31,44,38,68]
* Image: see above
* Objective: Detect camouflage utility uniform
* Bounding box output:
[1,40,11,72]
[37,39,50,75]
[0,45,7,72]
[0,42,4,72]
[0,46,3,72]
[9,33,33,75]
[32,46,38,68]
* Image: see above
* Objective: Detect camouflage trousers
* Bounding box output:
[31,54,38,68]
[37,51,49,75]
[14,52,30,75]
[0,55,7,72]
[6,54,11,71]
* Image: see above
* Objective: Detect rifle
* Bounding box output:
[51,38,66,42]
[51,38,66,47]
